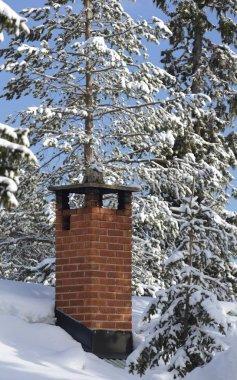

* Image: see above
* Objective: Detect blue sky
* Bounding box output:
[0,0,161,120]
[1,0,237,211]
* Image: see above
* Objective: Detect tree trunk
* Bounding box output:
[83,0,104,183]
[191,20,204,94]
[191,18,204,137]
[183,178,195,340]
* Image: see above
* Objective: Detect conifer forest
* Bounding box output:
[0,1,237,379]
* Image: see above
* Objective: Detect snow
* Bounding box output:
[0,279,55,324]
[74,36,123,67]
[35,258,55,270]
[0,0,30,41]
[0,137,35,160]
[185,326,237,380]
[0,123,36,160]
[1,280,237,379]
[0,123,19,140]
[0,279,139,380]
[152,17,172,36]
[0,176,17,194]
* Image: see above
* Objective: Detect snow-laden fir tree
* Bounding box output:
[1,0,237,291]
[149,0,237,196]
[0,0,181,283]
[0,123,35,209]
[0,0,29,42]
[129,180,237,378]
[130,0,237,374]
[0,4,33,209]
[132,0,237,293]
[0,0,175,185]
[132,88,237,294]
[0,163,55,284]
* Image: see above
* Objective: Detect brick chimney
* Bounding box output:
[49,183,138,358]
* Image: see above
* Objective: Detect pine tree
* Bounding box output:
[1,0,237,292]
[0,0,29,42]
[0,0,180,283]
[129,0,237,375]
[149,0,237,196]
[0,0,173,186]
[0,2,33,209]
[0,163,55,283]
[0,123,35,209]
[132,0,237,292]
[129,180,237,378]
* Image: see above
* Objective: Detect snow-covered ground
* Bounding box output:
[0,280,237,379]
[0,280,139,380]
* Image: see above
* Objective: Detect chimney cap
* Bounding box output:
[48,182,140,194]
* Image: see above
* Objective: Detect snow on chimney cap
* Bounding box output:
[48,182,140,194]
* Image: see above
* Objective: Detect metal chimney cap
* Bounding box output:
[48,182,140,194]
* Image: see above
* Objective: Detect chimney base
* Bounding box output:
[55,309,133,359]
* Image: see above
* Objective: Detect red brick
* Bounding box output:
[70,299,85,306]
[100,221,116,229]
[56,285,84,292]
[69,257,86,264]
[106,314,125,322]
[116,251,131,258]
[56,257,69,265]
[61,306,78,314]
[99,250,117,257]
[87,213,103,221]
[72,314,86,322]
[123,258,132,265]
[107,300,131,308]
[99,235,116,243]
[62,264,77,271]
[107,229,124,237]
[115,322,132,330]
[123,230,132,237]
[116,209,131,216]
[58,278,82,286]
[81,263,101,271]
[90,256,107,264]
[107,271,131,279]
[90,242,109,249]
[70,215,89,222]
[55,293,63,301]
[55,193,133,331]
[92,313,109,321]
[56,273,69,280]
[101,214,119,222]
[67,292,98,299]
[115,293,131,300]
[56,300,70,307]
[90,291,116,299]
[84,321,117,329]
[106,257,124,265]
[108,243,124,251]
[71,220,91,228]
[76,306,100,314]
[115,223,131,230]
[56,265,63,272]
[99,264,115,272]
[115,307,131,314]
[84,299,108,307]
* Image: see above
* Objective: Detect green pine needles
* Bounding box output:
[129,180,235,378]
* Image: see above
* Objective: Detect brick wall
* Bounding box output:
[55,193,132,331]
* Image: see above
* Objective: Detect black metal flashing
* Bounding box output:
[55,309,133,359]
[91,329,133,359]
[55,309,92,352]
